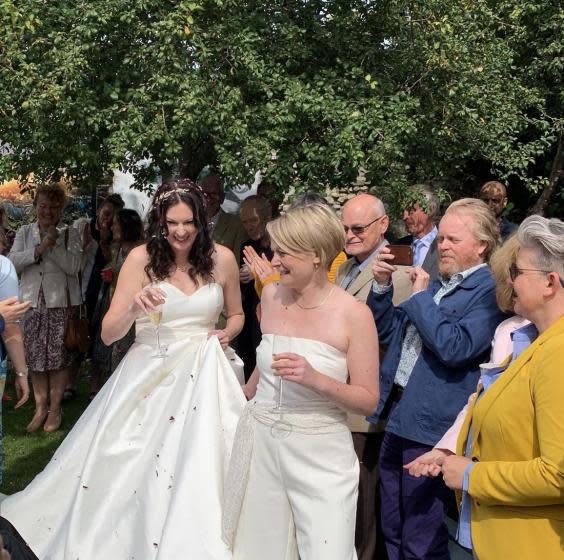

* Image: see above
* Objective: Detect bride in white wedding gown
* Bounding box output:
[1,179,246,560]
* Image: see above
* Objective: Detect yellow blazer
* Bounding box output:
[457,316,564,560]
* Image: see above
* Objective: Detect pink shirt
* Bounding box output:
[435,315,531,452]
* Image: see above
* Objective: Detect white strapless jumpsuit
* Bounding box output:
[224,334,359,560]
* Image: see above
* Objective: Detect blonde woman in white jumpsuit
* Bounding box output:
[223,204,380,560]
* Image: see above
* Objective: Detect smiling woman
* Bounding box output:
[226,204,380,560]
[1,178,247,559]
[438,215,564,559]
[7,183,82,434]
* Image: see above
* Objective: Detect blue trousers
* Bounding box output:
[379,431,451,560]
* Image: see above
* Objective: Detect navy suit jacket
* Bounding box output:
[367,266,505,446]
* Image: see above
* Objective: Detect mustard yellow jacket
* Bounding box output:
[457,316,564,560]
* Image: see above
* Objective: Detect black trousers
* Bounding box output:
[0,516,38,560]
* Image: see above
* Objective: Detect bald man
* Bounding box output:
[336,193,410,560]
[479,181,518,240]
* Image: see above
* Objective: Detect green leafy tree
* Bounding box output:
[0,0,561,213]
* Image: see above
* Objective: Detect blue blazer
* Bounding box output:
[367,266,505,446]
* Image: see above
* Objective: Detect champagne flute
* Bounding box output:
[271,334,293,439]
[148,283,167,358]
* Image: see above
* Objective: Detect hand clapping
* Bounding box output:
[243,245,276,282]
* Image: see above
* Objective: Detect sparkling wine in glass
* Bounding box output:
[148,284,167,359]
[270,334,293,439]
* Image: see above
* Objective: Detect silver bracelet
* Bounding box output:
[15,370,29,377]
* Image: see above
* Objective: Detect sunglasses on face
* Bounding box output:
[343,215,385,236]
[509,263,564,287]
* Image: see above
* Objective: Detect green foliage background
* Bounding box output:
[0,0,562,213]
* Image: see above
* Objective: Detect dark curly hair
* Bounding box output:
[145,178,214,285]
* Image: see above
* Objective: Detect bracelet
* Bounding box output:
[15,370,29,377]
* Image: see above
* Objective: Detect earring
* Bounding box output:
[160,228,167,238]
[314,262,320,270]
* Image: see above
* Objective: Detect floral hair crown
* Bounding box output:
[153,183,205,207]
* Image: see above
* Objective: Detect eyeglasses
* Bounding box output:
[343,215,385,236]
[509,263,564,287]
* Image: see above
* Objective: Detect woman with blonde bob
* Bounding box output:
[224,203,380,560]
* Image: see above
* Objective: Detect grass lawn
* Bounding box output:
[0,375,90,495]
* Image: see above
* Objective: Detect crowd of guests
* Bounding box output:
[0,174,562,559]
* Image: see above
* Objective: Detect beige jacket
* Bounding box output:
[9,223,83,308]
[336,254,413,433]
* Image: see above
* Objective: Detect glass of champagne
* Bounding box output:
[271,334,293,439]
[148,283,167,358]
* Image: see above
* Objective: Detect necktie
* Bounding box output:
[342,263,361,290]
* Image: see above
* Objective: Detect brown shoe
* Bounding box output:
[26,409,48,433]
[44,409,63,433]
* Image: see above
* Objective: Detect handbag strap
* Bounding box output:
[64,226,87,317]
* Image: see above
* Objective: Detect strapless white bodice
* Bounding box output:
[135,282,223,345]
[255,334,348,407]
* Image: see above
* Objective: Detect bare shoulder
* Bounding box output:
[126,243,150,266]
[213,243,237,267]
[333,286,374,325]
[212,243,238,285]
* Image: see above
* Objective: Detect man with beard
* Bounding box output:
[367,198,505,560]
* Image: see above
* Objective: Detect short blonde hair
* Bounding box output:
[445,198,500,262]
[489,235,519,313]
[267,204,345,270]
[34,182,67,208]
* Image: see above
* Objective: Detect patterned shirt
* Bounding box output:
[394,263,487,388]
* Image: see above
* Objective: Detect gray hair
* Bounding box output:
[517,215,564,279]
[409,184,440,220]
[289,191,329,210]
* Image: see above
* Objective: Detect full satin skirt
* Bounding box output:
[2,332,245,560]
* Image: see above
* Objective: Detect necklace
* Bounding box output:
[176,263,190,273]
[294,285,335,310]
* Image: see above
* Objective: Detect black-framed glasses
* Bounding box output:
[509,263,564,287]
[343,215,385,236]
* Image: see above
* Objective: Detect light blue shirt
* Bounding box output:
[0,255,19,361]
[457,321,539,549]
[412,226,438,267]
[393,263,487,388]
[341,239,388,290]
[0,255,18,301]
